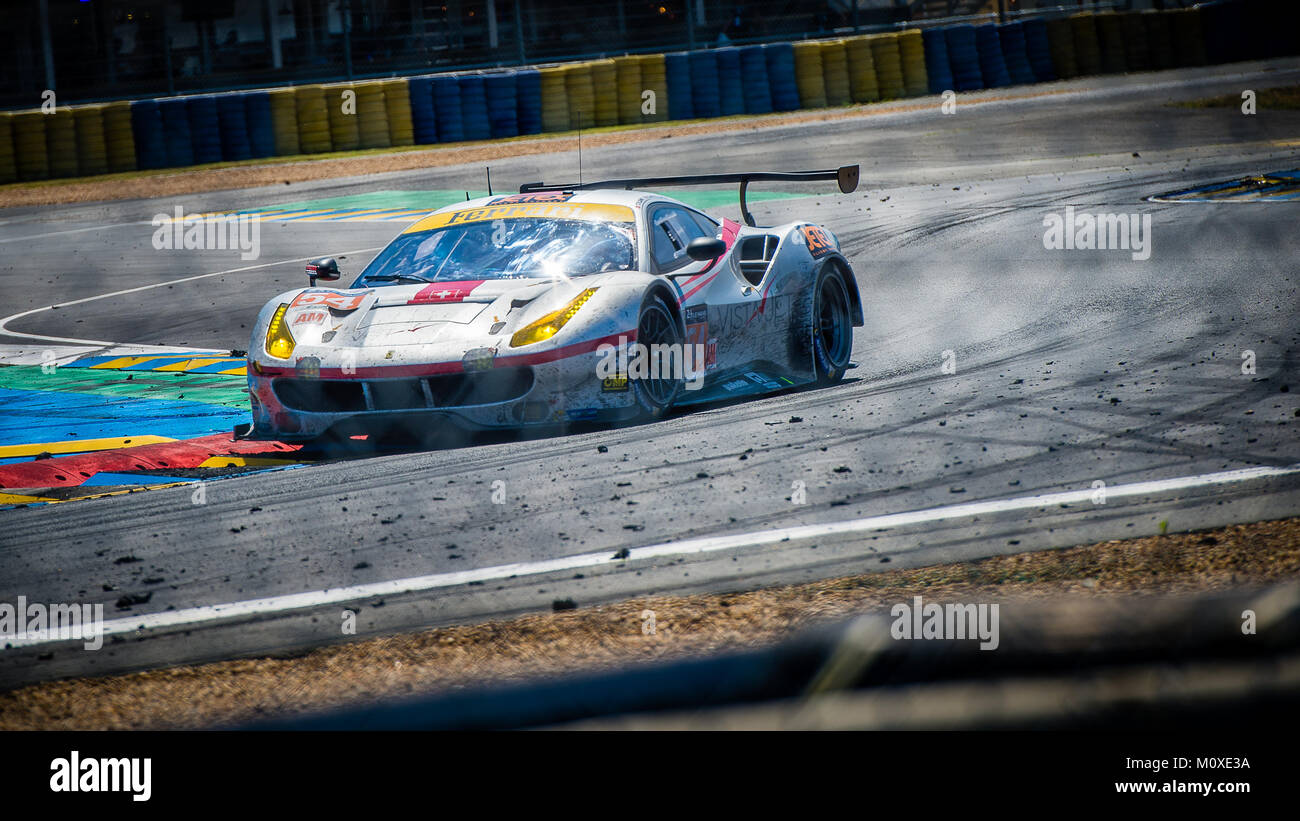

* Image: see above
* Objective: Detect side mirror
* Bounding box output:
[307,257,341,285]
[686,236,727,262]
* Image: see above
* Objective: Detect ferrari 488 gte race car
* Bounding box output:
[243,166,863,441]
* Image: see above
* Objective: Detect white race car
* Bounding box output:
[243,166,863,441]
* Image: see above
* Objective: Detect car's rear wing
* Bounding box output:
[518,165,859,227]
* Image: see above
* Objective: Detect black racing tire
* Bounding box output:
[812,264,854,385]
[631,293,685,420]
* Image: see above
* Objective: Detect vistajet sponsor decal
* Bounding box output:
[0,596,103,650]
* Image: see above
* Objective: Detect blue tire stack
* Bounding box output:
[243,91,275,158]
[738,45,772,114]
[997,22,1037,85]
[459,75,492,141]
[432,76,465,143]
[408,77,438,144]
[945,25,984,91]
[216,93,253,161]
[715,47,745,116]
[921,28,954,94]
[484,72,519,138]
[1022,19,1057,82]
[763,43,801,111]
[157,98,194,168]
[186,96,223,164]
[974,24,1012,88]
[130,99,168,169]
[688,50,721,119]
[515,69,543,135]
[665,53,693,120]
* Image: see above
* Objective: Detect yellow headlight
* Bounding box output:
[510,287,598,348]
[265,303,296,360]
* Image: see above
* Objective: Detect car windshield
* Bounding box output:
[352,218,637,286]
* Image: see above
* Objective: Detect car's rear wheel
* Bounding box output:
[631,294,684,420]
[813,265,853,385]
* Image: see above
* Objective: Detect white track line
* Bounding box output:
[0,247,381,347]
[6,462,1297,649]
[0,221,151,244]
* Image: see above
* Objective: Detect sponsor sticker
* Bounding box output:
[601,375,630,392]
[800,225,835,259]
[492,191,577,204]
[291,290,368,311]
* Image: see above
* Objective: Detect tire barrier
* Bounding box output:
[381,78,414,146]
[791,41,827,109]
[1045,17,1079,80]
[898,29,929,97]
[665,53,693,120]
[216,93,253,161]
[269,88,300,156]
[294,85,332,155]
[354,80,391,149]
[130,99,167,169]
[408,76,438,144]
[1169,8,1207,68]
[820,39,852,107]
[689,50,722,119]
[187,95,224,164]
[102,101,137,172]
[484,72,519,138]
[538,66,569,133]
[1095,13,1128,74]
[614,56,643,124]
[0,114,15,184]
[945,25,984,91]
[13,112,49,181]
[515,68,544,134]
[738,45,772,115]
[244,91,275,158]
[998,22,1037,86]
[845,36,880,103]
[974,24,1011,89]
[1022,18,1056,83]
[1142,10,1174,72]
[1200,0,1249,66]
[764,43,801,111]
[45,108,79,177]
[460,74,493,141]
[638,54,669,122]
[921,28,953,95]
[868,33,906,100]
[590,59,619,127]
[716,47,746,116]
[72,105,108,176]
[563,63,595,130]
[324,84,359,151]
[158,98,195,167]
[1119,12,1149,73]
[432,75,466,142]
[1070,13,1103,76]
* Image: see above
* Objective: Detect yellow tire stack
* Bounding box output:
[1070,13,1103,76]
[1142,10,1174,71]
[45,108,79,177]
[898,29,928,97]
[565,62,596,130]
[354,80,391,149]
[294,84,332,154]
[102,101,137,172]
[614,56,643,124]
[845,36,880,103]
[540,66,570,132]
[0,113,16,184]
[637,54,668,123]
[382,78,415,146]
[792,41,827,109]
[325,82,360,151]
[270,88,301,155]
[1169,8,1206,67]
[1095,13,1128,74]
[72,105,109,176]
[868,33,905,100]
[590,59,619,127]
[1045,17,1079,79]
[13,112,48,181]
[820,40,851,107]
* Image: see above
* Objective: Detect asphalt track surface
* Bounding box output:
[1,61,1298,687]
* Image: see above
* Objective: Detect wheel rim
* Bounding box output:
[817,273,852,373]
[638,301,680,407]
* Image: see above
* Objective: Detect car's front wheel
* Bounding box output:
[631,294,685,420]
